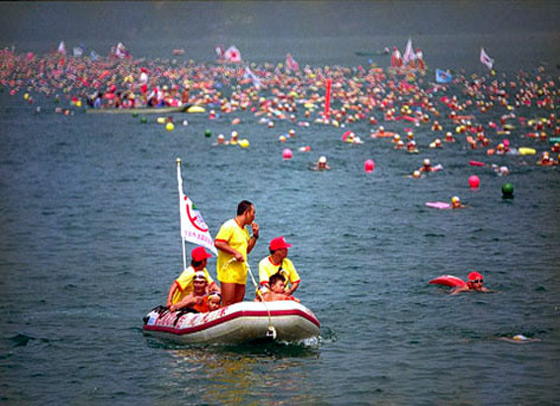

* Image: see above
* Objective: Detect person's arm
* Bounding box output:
[170,293,202,312]
[450,286,469,295]
[215,239,244,261]
[166,282,179,308]
[208,281,220,293]
[247,222,259,254]
[286,281,300,295]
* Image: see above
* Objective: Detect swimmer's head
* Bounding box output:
[423,158,431,167]
[318,156,327,164]
[467,271,483,285]
[412,170,421,178]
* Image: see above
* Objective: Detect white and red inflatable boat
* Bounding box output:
[142,301,320,344]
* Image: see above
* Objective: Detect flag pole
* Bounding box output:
[176,158,187,271]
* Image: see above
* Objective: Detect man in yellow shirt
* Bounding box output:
[165,246,219,309]
[214,200,259,305]
[258,236,301,296]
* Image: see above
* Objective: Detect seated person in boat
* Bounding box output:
[169,271,212,312]
[451,272,492,295]
[166,247,219,310]
[258,274,300,303]
[207,292,222,312]
[258,236,300,296]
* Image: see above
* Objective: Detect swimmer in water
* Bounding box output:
[451,271,492,295]
[498,334,541,344]
[312,156,331,171]
[451,196,466,209]
[213,134,229,146]
[418,158,442,172]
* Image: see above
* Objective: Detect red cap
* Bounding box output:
[192,247,212,262]
[468,271,483,281]
[269,236,292,251]
[141,67,147,73]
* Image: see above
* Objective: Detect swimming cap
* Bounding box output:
[468,271,483,281]
[318,156,327,163]
[423,158,431,166]
[451,196,460,203]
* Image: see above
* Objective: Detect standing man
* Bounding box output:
[258,236,301,296]
[214,200,259,305]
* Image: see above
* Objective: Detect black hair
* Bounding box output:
[191,259,204,267]
[269,273,286,286]
[237,200,254,216]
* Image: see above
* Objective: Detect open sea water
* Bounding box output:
[1,1,559,405]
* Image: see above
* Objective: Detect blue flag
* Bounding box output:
[435,69,452,84]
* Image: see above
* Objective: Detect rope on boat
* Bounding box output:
[224,257,277,340]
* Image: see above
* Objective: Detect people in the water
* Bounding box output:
[418,158,442,172]
[451,271,491,295]
[312,156,331,171]
[165,247,220,310]
[451,196,466,209]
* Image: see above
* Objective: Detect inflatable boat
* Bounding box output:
[142,301,321,344]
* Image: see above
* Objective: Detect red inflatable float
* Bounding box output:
[429,275,467,287]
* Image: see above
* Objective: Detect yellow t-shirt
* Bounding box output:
[215,218,250,284]
[258,256,300,291]
[172,266,214,304]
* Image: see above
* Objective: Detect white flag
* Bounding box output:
[403,39,416,64]
[177,167,218,255]
[480,47,494,70]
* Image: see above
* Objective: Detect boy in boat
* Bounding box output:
[207,292,222,312]
[169,271,211,312]
[166,247,220,309]
[258,236,300,296]
[451,272,492,295]
[258,274,300,303]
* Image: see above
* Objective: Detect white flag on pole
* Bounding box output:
[480,47,494,70]
[177,163,218,256]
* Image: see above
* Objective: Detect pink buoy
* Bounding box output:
[282,148,293,160]
[364,159,375,173]
[468,175,480,189]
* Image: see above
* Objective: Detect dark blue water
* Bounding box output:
[1,1,560,405]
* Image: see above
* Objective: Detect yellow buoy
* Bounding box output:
[157,117,166,124]
[166,122,175,131]
[238,139,250,148]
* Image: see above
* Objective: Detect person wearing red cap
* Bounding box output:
[138,67,149,102]
[215,200,259,306]
[165,246,219,309]
[451,271,491,295]
[257,236,301,298]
